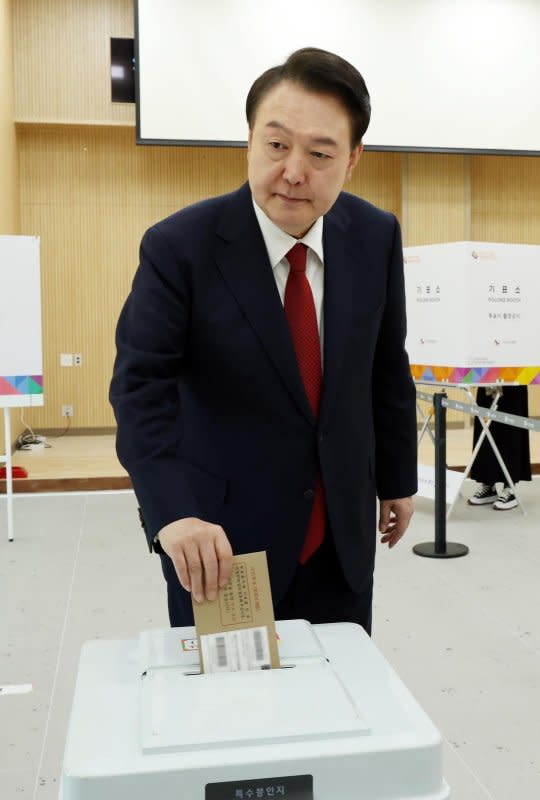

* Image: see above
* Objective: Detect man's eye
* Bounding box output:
[312,151,329,159]
[269,141,285,150]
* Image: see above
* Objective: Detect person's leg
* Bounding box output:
[471,386,531,487]
[160,554,195,627]
[468,482,498,505]
[470,387,494,487]
[493,484,519,510]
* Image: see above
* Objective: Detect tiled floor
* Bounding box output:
[1,481,539,799]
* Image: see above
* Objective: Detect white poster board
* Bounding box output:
[416,465,463,503]
[404,241,540,385]
[0,236,44,408]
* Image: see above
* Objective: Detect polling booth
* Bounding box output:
[404,241,540,510]
[404,241,540,385]
[0,235,44,541]
[59,620,450,800]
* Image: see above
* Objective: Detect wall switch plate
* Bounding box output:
[60,353,73,367]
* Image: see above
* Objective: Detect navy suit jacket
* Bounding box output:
[110,183,417,601]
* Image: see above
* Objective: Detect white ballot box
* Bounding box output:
[60,620,450,800]
[404,241,540,384]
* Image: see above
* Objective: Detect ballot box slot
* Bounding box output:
[137,620,328,676]
[180,663,298,676]
[141,659,324,679]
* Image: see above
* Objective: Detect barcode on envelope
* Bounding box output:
[253,628,264,661]
[215,635,228,668]
[201,626,271,673]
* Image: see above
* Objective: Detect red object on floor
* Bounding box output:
[0,466,28,479]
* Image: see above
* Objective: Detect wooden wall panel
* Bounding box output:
[404,153,469,245]
[471,156,540,243]
[0,0,19,234]
[13,0,135,125]
[11,0,540,435]
[472,155,540,416]
[349,151,402,220]
[18,126,540,432]
[0,0,25,453]
[18,126,244,429]
[403,153,471,423]
[18,125,401,430]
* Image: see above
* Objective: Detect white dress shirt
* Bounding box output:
[252,199,325,356]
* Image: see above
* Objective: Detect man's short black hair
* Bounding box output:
[246,47,371,149]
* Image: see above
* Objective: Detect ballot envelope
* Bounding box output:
[59,620,450,799]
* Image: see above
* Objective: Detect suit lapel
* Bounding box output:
[319,202,356,430]
[215,184,316,425]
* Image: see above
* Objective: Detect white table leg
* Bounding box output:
[3,408,14,541]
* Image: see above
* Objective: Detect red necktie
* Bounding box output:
[284,243,325,563]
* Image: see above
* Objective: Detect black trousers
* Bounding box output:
[471,386,531,486]
[274,531,373,635]
[163,529,373,635]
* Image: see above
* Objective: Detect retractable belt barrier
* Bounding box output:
[414,389,537,560]
[416,389,540,433]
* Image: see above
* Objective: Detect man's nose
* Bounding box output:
[282,150,307,184]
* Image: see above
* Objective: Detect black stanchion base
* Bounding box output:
[413,542,469,558]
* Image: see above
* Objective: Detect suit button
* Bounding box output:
[304,489,315,500]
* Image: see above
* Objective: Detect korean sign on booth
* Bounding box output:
[403,241,540,384]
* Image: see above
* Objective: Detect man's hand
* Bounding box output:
[158,517,233,603]
[379,497,414,548]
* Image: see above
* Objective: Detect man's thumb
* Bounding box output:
[379,503,390,532]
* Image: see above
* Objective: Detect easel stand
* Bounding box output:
[1,408,14,541]
[416,383,527,519]
[446,385,526,518]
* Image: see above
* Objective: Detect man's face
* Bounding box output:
[247,80,362,238]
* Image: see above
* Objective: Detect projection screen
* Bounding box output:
[135,0,540,155]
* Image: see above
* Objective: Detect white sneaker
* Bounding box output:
[468,484,498,505]
[493,487,518,511]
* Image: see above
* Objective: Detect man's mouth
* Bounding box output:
[275,194,307,204]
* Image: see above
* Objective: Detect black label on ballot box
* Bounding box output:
[205,774,313,800]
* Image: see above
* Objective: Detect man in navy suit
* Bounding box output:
[110,48,417,634]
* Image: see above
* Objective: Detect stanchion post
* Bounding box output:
[413,391,469,559]
[434,392,446,554]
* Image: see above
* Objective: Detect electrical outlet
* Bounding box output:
[74,353,83,366]
[61,405,73,418]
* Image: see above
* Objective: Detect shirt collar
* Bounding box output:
[252,198,324,269]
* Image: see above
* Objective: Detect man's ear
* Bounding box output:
[247,129,253,161]
[346,143,363,180]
